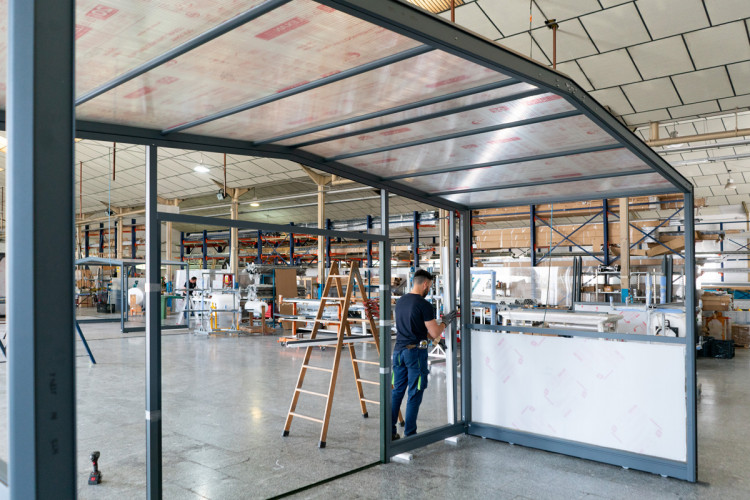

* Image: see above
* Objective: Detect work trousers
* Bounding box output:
[391,347,429,437]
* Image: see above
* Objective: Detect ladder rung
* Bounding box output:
[361,398,379,405]
[289,412,324,423]
[327,274,350,278]
[296,388,328,398]
[352,359,379,365]
[321,297,347,301]
[356,378,378,385]
[303,365,333,373]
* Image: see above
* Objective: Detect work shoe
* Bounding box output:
[392,433,401,441]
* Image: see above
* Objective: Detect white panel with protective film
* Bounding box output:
[338,114,618,178]
[276,82,537,146]
[302,93,576,158]
[77,0,422,130]
[471,331,687,462]
[400,148,648,193]
[74,0,266,96]
[190,50,510,142]
[441,172,674,206]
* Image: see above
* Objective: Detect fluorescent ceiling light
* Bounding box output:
[194,165,210,173]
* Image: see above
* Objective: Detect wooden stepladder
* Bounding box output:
[282,260,401,447]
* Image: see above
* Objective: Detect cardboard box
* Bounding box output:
[702,293,732,311]
[731,325,750,347]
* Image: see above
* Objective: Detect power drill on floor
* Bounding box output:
[88,451,102,485]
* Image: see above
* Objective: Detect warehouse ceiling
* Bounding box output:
[436,0,750,208]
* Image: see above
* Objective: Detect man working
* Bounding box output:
[186,276,197,296]
[391,269,457,440]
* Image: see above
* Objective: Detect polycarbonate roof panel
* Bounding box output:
[336,114,618,177]
[13,0,685,210]
[397,148,650,193]
[301,93,577,158]
[277,81,538,147]
[76,0,421,129]
[74,0,267,97]
[439,172,674,206]
[188,49,513,142]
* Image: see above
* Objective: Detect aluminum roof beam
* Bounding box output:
[75,0,291,106]
[254,79,520,145]
[314,0,692,195]
[162,45,433,135]
[291,88,546,148]
[325,109,581,162]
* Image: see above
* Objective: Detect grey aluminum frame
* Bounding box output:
[2,0,696,496]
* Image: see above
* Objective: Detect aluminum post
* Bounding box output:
[145,145,162,498]
[684,192,697,482]
[603,199,610,266]
[7,0,76,495]
[99,222,105,255]
[326,218,332,269]
[202,229,208,269]
[459,210,472,425]
[289,222,295,265]
[448,211,458,423]
[366,214,373,299]
[412,211,419,271]
[131,218,137,259]
[379,190,392,462]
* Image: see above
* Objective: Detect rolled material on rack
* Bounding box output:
[244,300,266,315]
[128,288,144,306]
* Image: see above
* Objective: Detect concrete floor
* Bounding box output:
[0,324,748,499]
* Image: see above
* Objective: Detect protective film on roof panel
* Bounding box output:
[74,0,267,97]
[397,148,650,193]
[273,82,538,146]
[301,92,576,158]
[439,173,674,207]
[337,114,618,178]
[76,0,421,129]
[188,49,513,141]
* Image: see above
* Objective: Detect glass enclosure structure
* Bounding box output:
[1,0,696,497]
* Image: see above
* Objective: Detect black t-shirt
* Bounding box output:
[394,293,435,349]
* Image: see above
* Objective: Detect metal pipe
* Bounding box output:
[646,127,750,147]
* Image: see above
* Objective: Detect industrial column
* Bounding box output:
[116,218,123,259]
[379,189,392,463]
[229,189,248,277]
[165,199,181,284]
[7,0,76,495]
[530,205,536,301]
[145,145,162,498]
